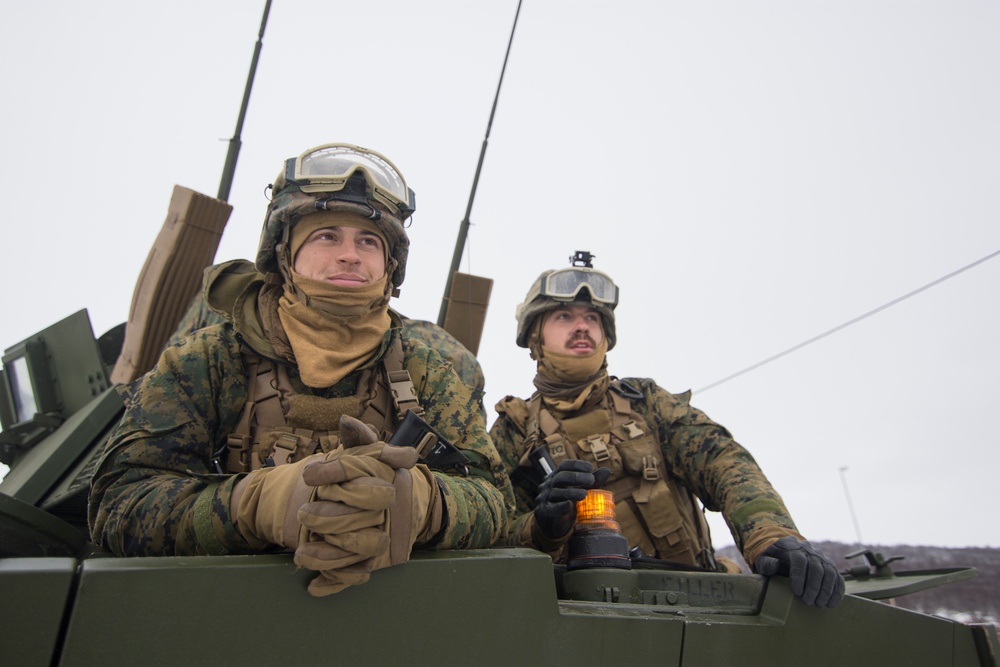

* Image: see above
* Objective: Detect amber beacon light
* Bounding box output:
[574,489,619,529]
[567,489,632,571]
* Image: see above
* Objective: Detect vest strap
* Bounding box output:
[226,337,417,471]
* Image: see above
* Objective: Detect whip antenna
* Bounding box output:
[437,0,523,328]
[217,0,272,201]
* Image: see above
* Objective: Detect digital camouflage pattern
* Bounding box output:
[89,323,513,557]
[400,319,485,398]
[490,377,803,568]
[167,290,485,395]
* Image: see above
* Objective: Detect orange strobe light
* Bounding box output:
[567,489,632,571]
[575,489,619,530]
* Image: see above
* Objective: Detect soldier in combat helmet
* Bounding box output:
[489,251,845,608]
[89,143,514,596]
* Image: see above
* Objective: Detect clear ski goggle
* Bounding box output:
[541,268,619,306]
[284,143,416,217]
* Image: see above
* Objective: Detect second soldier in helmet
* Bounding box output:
[490,252,845,609]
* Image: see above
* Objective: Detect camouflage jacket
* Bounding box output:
[89,292,513,557]
[490,377,803,568]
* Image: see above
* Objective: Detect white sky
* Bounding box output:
[2,1,998,549]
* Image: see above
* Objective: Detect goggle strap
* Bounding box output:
[315,195,382,220]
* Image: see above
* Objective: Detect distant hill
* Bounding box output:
[717,541,1000,627]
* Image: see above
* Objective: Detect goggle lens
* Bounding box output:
[289,144,415,216]
[542,269,618,306]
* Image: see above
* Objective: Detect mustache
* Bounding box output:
[566,332,597,347]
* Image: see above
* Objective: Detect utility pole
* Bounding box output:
[839,466,864,547]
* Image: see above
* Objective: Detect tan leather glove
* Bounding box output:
[295,443,415,566]
[230,440,402,556]
[230,453,323,551]
[294,416,445,596]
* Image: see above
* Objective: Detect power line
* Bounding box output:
[695,247,1000,395]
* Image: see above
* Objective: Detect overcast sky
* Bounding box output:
[2,1,998,550]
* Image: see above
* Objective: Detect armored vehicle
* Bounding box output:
[2,4,997,662]
[1,182,997,666]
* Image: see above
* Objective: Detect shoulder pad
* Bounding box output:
[494,395,530,437]
[494,395,526,415]
[495,394,528,419]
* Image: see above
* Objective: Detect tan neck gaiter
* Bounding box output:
[541,373,611,413]
[532,337,611,412]
[537,338,609,383]
[278,273,391,388]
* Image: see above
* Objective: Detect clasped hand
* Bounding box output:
[231,415,431,596]
[294,415,437,596]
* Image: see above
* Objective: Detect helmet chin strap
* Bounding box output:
[386,257,401,298]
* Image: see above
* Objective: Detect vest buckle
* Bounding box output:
[642,456,660,481]
[622,421,644,440]
[586,435,611,462]
[270,432,299,466]
[388,369,420,414]
[415,432,437,459]
[226,434,252,472]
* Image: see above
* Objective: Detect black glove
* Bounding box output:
[533,459,612,540]
[755,536,846,608]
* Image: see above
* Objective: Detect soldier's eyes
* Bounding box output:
[309,230,339,242]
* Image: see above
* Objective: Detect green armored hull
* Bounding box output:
[2,544,997,666]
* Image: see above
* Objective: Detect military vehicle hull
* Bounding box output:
[2,546,997,666]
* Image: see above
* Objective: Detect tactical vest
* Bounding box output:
[222,338,420,473]
[512,381,719,571]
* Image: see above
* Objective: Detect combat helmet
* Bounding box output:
[515,251,619,350]
[256,143,416,294]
